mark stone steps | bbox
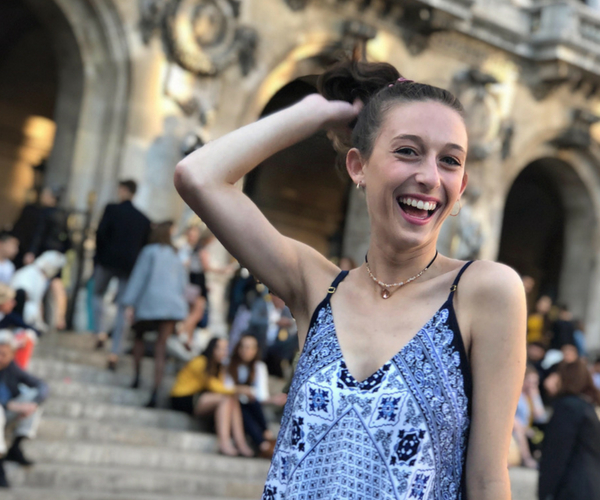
[47,380,151,405]
[4,462,265,497]
[42,398,200,431]
[37,417,216,451]
[3,489,249,500]
[5,333,271,499]
[23,440,270,478]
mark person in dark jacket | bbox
[538,359,600,500]
[0,330,49,488]
[93,180,151,370]
[15,187,70,330]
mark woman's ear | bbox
[459,171,469,198]
[346,148,366,187]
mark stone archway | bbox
[244,78,351,257]
[0,0,59,226]
[498,158,596,327]
[17,0,130,213]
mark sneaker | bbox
[5,442,34,466]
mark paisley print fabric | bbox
[263,264,473,500]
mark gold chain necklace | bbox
[365,251,439,299]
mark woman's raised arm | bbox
[174,95,361,316]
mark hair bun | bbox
[317,61,400,159]
[317,61,401,105]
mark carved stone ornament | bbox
[141,0,258,76]
[140,0,170,44]
[452,69,501,161]
[163,0,258,76]
[549,109,600,150]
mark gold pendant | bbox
[381,289,391,299]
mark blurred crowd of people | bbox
[4,178,600,497]
[0,178,310,487]
[515,275,600,500]
[0,186,66,487]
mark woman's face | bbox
[187,226,201,246]
[239,336,258,363]
[213,339,229,363]
[349,101,468,250]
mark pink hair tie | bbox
[388,77,414,87]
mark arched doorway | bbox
[2,0,130,219]
[0,0,59,227]
[498,158,596,320]
[244,78,351,257]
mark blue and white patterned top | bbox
[262,262,474,500]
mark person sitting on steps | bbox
[170,337,255,457]
[0,330,49,488]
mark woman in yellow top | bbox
[170,337,254,456]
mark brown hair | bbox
[228,335,260,386]
[317,61,465,168]
[559,360,600,406]
[202,337,226,378]
[148,221,174,248]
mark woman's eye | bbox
[441,156,461,166]
[395,148,417,156]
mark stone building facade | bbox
[3,0,600,347]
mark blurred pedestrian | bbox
[513,364,547,469]
[593,356,600,390]
[0,284,40,369]
[10,251,66,333]
[538,359,600,500]
[121,221,187,408]
[227,334,275,457]
[573,320,587,358]
[93,180,151,369]
[15,187,70,330]
[21,186,69,264]
[0,232,18,285]
[177,224,208,346]
[550,304,576,351]
[170,337,254,456]
[10,192,43,270]
[527,295,552,345]
[0,330,49,488]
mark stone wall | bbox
[6,0,600,347]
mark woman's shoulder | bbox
[186,355,207,370]
[458,260,524,306]
[254,360,268,371]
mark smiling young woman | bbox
[174,61,526,500]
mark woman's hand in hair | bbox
[301,94,363,131]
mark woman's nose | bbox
[414,155,441,190]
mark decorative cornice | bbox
[281,0,600,99]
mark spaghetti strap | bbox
[326,270,349,300]
[448,261,475,299]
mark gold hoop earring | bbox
[450,199,462,217]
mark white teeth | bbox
[398,197,437,212]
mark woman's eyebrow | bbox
[391,134,424,147]
[446,143,466,154]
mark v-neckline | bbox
[328,299,451,386]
